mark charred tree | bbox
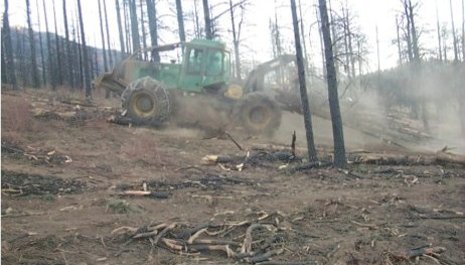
[2,0,17,88]
[123,0,132,53]
[63,0,74,87]
[35,0,46,85]
[98,0,109,71]
[175,0,186,44]
[290,0,318,162]
[450,0,459,62]
[202,0,213,39]
[115,0,126,55]
[396,16,403,64]
[129,0,141,53]
[42,0,55,88]
[102,0,113,66]
[139,0,148,60]
[52,0,63,86]
[407,0,420,62]
[319,0,346,168]
[145,0,160,62]
[77,0,92,98]
[436,3,443,61]
[26,0,40,88]
[229,0,244,80]
[193,0,201,38]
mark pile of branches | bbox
[1,141,72,166]
[111,212,307,264]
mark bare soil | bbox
[1,89,464,265]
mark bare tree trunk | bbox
[98,0,109,71]
[316,6,326,78]
[403,0,413,62]
[102,0,113,66]
[115,0,126,55]
[52,0,63,86]
[35,0,46,86]
[408,0,420,62]
[2,0,17,88]
[77,0,92,98]
[193,0,201,38]
[43,0,55,88]
[298,0,308,73]
[396,16,403,64]
[376,25,380,71]
[175,0,186,44]
[450,0,459,62]
[145,0,160,62]
[436,2,443,61]
[62,0,74,87]
[462,0,465,60]
[139,0,148,60]
[123,0,132,53]
[26,0,40,88]
[129,0,141,53]
[229,0,242,80]
[290,0,318,162]
[202,0,213,39]
[319,0,346,168]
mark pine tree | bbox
[26,0,40,88]
[76,0,92,98]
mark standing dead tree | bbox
[129,0,140,53]
[175,0,186,44]
[102,0,113,66]
[26,0,40,88]
[229,0,247,80]
[62,0,74,87]
[77,0,92,98]
[449,0,459,62]
[139,0,148,60]
[202,0,213,39]
[52,0,63,86]
[115,0,126,56]
[145,0,160,62]
[42,0,55,88]
[319,0,346,168]
[1,0,17,88]
[98,0,109,71]
[290,0,318,162]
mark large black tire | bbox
[121,77,173,126]
[234,92,282,135]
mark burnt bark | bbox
[175,0,186,44]
[42,0,55,88]
[52,0,63,86]
[26,0,40,88]
[129,0,141,53]
[98,0,109,71]
[1,0,17,88]
[63,0,74,87]
[115,0,126,55]
[290,0,318,162]
[76,0,92,98]
[319,0,346,168]
[202,0,213,39]
[139,0,148,60]
[450,0,459,62]
[229,0,242,80]
[145,0,160,62]
[102,0,113,66]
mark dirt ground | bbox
[1,89,464,265]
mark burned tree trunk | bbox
[435,3,443,62]
[175,0,186,44]
[52,0,63,86]
[129,0,141,53]
[290,0,318,162]
[42,0,55,88]
[62,0,74,87]
[115,0,126,55]
[76,0,92,98]
[229,0,242,80]
[1,0,17,88]
[98,0,109,71]
[319,0,346,168]
[145,0,160,62]
[202,0,213,39]
[102,0,113,66]
[408,0,420,62]
[123,0,132,53]
[450,0,459,62]
[26,0,40,88]
[139,0,148,60]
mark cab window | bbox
[206,51,224,76]
[187,48,204,74]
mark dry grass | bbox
[1,95,33,144]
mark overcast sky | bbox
[2,0,464,72]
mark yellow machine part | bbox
[224,84,244,99]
